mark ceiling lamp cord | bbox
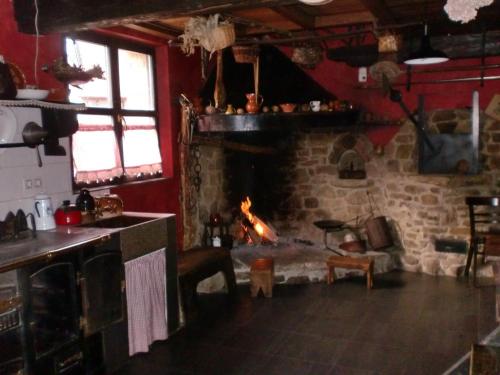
[33,0,40,86]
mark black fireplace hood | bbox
[197,45,360,133]
[199,45,336,109]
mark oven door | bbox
[0,301,25,375]
[27,262,80,359]
[80,252,123,336]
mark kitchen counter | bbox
[0,211,175,273]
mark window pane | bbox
[122,116,162,176]
[73,114,123,184]
[66,39,112,108]
[118,50,155,110]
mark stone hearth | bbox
[197,239,399,292]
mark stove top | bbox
[0,210,35,243]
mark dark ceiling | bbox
[12,0,500,50]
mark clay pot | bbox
[280,103,296,113]
[245,93,263,114]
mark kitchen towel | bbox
[125,248,167,355]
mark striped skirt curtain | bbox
[124,248,167,355]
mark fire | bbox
[240,196,278,244]
[254,222,264,236]
[240,196,254,223]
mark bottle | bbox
[0,56,17,100]
[76,189,95,212]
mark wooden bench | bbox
[178,247,237,321]
[250,258,274,298]
[326,255,374,289]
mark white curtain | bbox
[124,248,167,355]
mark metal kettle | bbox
[34,194,56,230]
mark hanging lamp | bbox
[404,24,449,65]
[298,0,333,5]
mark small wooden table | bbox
[326,255,374,289]
[250,258,274,298]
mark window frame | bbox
[65,32,161,190]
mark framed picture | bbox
[486,94,500,122]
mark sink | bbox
[79,215,156,229]
[80,214,171,262]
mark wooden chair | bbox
[464,196,500,285]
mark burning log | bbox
[240,197,279,244]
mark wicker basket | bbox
[210,23,236,51]
[232,45,260,63]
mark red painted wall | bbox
[293,50,500,146]
[0,1,64,96]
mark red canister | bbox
[54,200,82,226]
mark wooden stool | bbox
[250,258,274,298]
[326,255,374,289]
[178,247,237,322]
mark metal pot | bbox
[54,200,82,226]
[22,122,48,145]
[22,122,48,167]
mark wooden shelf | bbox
[0,99,85,111]
[197,110,361,133]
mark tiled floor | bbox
[115,271,497,375]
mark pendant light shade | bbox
[298,0,333,5]
[404,25,449,65]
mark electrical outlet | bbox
[23,179,33,191]
[34,178,42,188]
[358,67,368,82]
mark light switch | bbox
[34,178,42,188]
[358,67,368,82]
[23,179,33,191]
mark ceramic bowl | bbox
[16,89,49,100]
[280,103,296,113]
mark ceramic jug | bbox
[34,194,56,230]
[245,93,263,114]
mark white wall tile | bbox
[0,107,74,219]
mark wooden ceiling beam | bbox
[13,0,296,34]
[138,22,182,37]
[358,0,396,25]
[314,11,375,28]
[271,6,316,30]
[123,23,179,40]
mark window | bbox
[65,34,162,188]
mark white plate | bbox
[0,106,17,154]
[16,89,49,100]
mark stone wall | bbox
[182,145,228,249]
[188,109,500,277]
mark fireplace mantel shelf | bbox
[197,110,363,133]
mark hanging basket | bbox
[291,45,323,69]
[209,23,236,52]
[232,45,260,63]
[369,61,402,84]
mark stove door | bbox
[27,262,80,359]
[81,252,123,336]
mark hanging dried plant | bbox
[180,14,235,56]
[42,58,104,87]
